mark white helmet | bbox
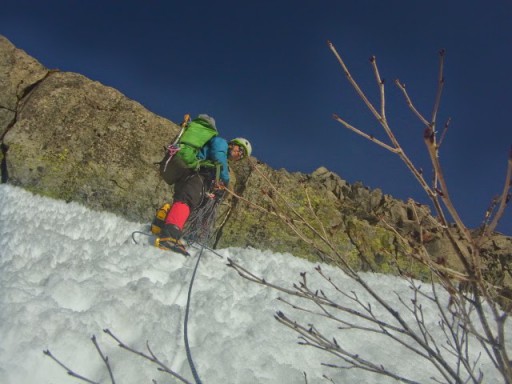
[230,137,252,158]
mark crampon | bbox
[155,236,190,256]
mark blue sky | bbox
[2,1,511,234]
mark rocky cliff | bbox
[1,35,510,286]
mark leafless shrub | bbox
[227,42,512,383]
[44,329,192,384]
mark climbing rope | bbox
[183,193,222,246]
[184,244,205,384]
[182,193,222,384]
[130,192,222,384]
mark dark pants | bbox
[174,173,207,210]
[160,155,210,211]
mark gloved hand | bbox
[213,188,225,200]
[212,181,226,200]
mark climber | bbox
[152,114,252,254]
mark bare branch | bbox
[430,49,446,131]
[103,329,193,384]
[332,113,399,153]
[483,149,512,236]
[43,349,99,384]
[91,335,116,384]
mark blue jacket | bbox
[197,136,230,185]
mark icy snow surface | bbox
[0,184,506,383]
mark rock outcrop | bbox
[1,35,178,222]
[1,35,510,290]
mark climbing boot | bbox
[151,203,171,235]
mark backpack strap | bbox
[197,160,222,183]
[213,162,221,183]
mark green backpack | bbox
[159,115,218,185]
[176,117,218,169]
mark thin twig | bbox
[43,349,99,384]
[91,335,116,384]
[103,329,192,384]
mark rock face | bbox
[0,35,178,221]
[1,35,511,288]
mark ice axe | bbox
[172,113,191,145]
